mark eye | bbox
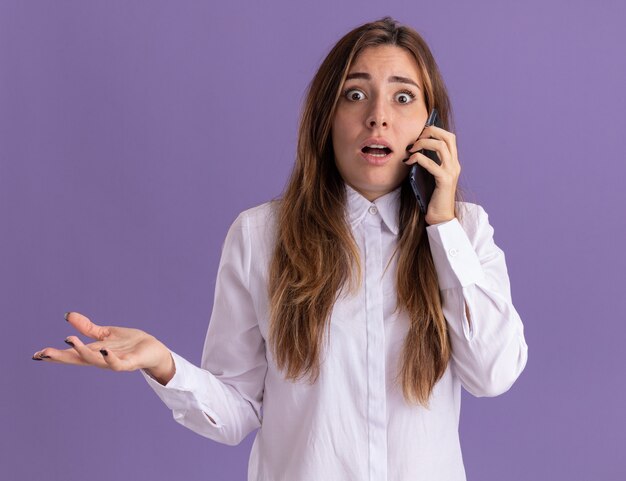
[395,89,416,104]
[343,88,365,102]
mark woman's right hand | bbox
[32,311,175,385]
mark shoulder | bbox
[224,200,280,261]
[234,200,280,236]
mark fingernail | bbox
[64,312,71,322]
[32,356,43,361]
[64,339,75,347]
[100,349,108,357]
[406,144,413,151]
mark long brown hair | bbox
[268,16,463,407]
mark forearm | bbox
[443,283,528,396]
[426,203,528,396]
[141,350,264,445]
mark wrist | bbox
[432,217,455,225]
[147,343,175,385]
[426,214,456,226]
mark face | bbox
[331,45,429,201]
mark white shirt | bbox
[141,184,528,481]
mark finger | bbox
[32,347,90,366]
[420,126,458,160]
[98,348,135,372]
[408,151,445,176]
[417,138,459,175]
[84,341,107,352]
[65,311,111,341]
[404,145,448,170]
[403,148,429,166]
[413,152,445,178]
[420,125,448,139]
[410,138,450,162]
[65,335,108,368]
[413,152,460,189]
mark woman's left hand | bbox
[404,125,461,225]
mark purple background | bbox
[2,0,625,479]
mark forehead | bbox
[348,45,420,78]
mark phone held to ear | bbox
[407,109,443,214]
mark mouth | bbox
[360,145,394,165]
[361,145,393,157]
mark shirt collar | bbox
[345,183,401,235]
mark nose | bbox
[365,97,389,128]
[367,117,387,128]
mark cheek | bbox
[332,115,355,152]
[400,116,427,140]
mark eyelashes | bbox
[342,88,365,101]
[341,87,417,104]
[395,89,417,103]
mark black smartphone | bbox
[407,109,443,214]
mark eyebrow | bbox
[345,72,421,90]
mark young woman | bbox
[33,17,528,481]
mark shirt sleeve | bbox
[425,203,528,397]
[140,211,267,446]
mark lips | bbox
[359,137,394,152]
[357,137,395,165]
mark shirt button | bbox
[368,205,378,215]
[448,248,459,257]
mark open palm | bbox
[33,312,174,382]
